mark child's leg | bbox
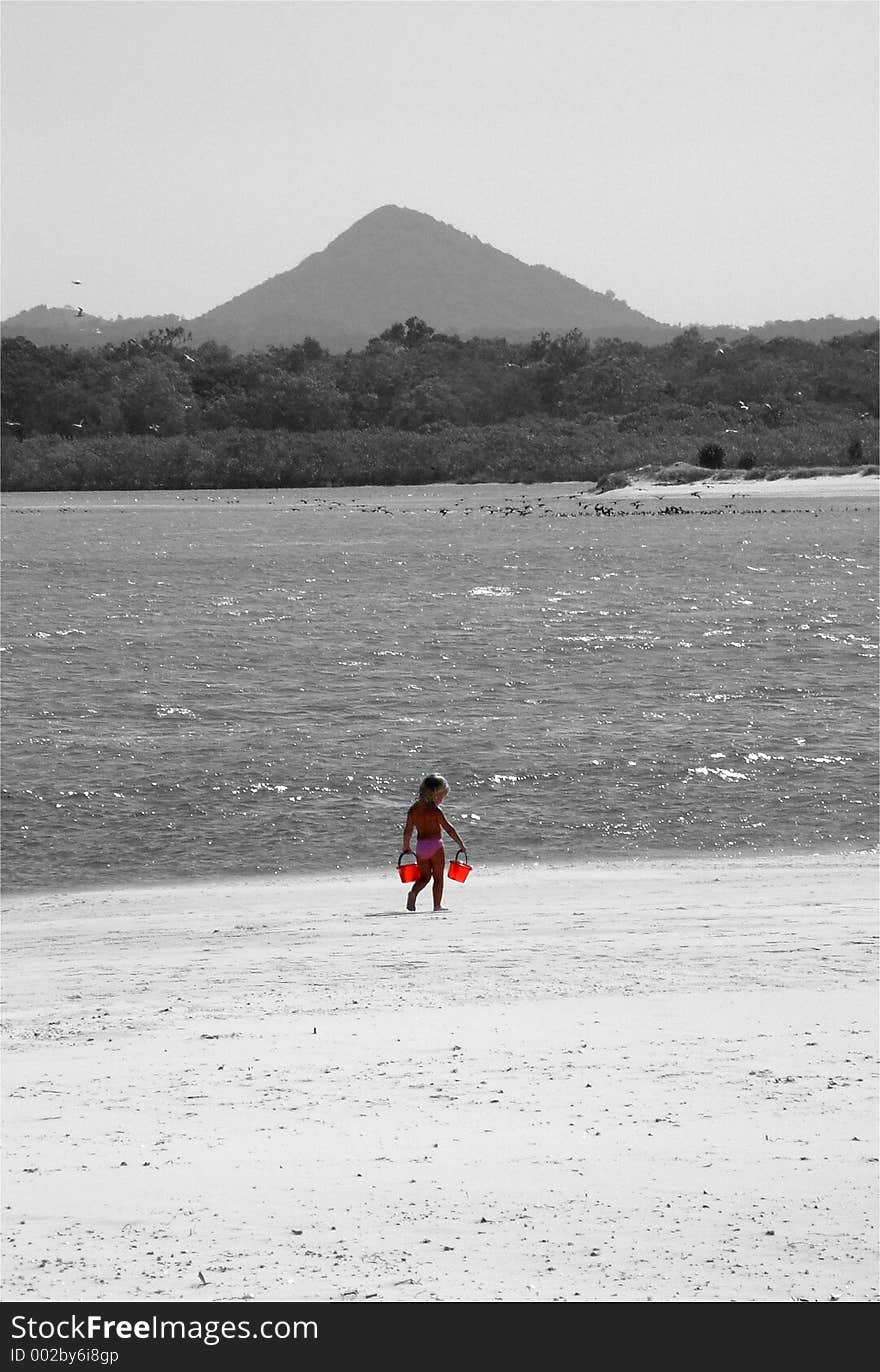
[406,859,432,911]
[430,849,445,910]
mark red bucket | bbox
[448,849,472,883]
[397,852,420,884]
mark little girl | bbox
[402,774,465,913]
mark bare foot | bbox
[433,906,449,913]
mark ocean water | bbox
[1,482,877,893]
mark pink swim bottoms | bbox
[416,837,444,859]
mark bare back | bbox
[407,799,443,838]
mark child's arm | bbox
[438,809,465,849]
[403,805,417,852]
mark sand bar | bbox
[2,852,877,1303]
[597,472,880,501]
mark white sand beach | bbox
[2,852,877,1303]
[599,472,880,502]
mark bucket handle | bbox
[453,848,468,863]
[398,851,419,867]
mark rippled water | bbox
[1,483,877,892]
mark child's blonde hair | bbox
[419,774,448,800]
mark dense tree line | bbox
[1,320,876,489]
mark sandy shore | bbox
[2,853,877,1303]
[596,472,879,501]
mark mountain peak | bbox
[330,203,470,246]
[185,205,669,352]
[348,203,444,226]
[353,203,416,221]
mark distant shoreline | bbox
[2,469,877,503]
[597,470,880,500]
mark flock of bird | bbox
[167,492,722,517]
[241,490,743,521]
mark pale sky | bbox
[2,0,878,328]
